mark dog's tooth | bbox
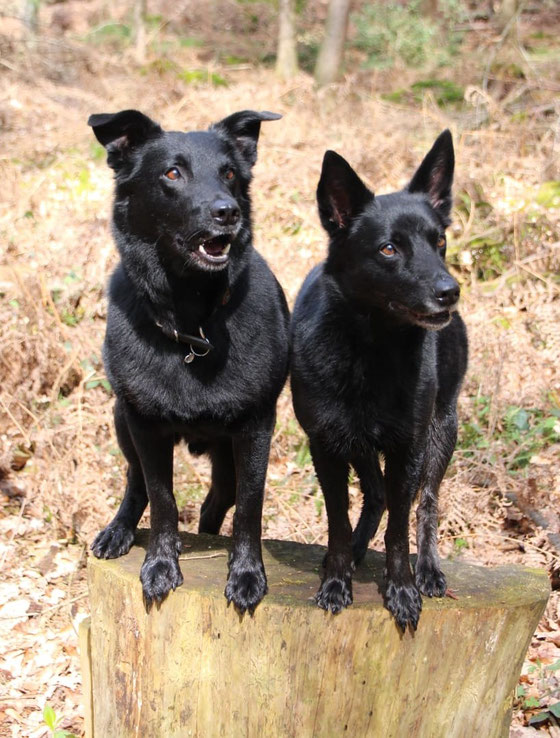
[199,244,208,255]
[223,244,231,255]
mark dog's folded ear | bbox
[407,130,454,220]
[317,151,374,236]
[212,110,282,167]
[88,110,163,170]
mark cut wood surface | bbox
[83,530,549,738]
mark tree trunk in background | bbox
[314,0,350,87]
[22,0,39,35]
[421,0,438,18]
[133,0,147,65]
[276,0,298,80]
[495,0,520,33]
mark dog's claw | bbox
[315,575,353,614]
[225,561,268,614]
[415,562,447,598]
[384,580,423,631]
[140,533,183,607]
[140,554,183,607]
[91,522,135,559]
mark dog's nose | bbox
[211,199,240,226]
[434,276,460,307]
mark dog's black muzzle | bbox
[390,273,460,330]
[433,274,460,308]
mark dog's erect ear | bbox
[317,151,373,236]
[87,110,163,170]
[212,110,282,167]
[407,129,454,218]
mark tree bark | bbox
[81,529,549,738]
[421,0,438,18]
[276,0,298,80]
[133,0,147,65]
[495,0,520,34]
[22,0,39,35]
[314,0,350,87]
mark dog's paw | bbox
[225,560,268,614]
[415,562,447,598]
[384,580,423,631]
[91,522,135,559]
[140,542,183,606]
[140,555,183,606]
[316,575,353,614]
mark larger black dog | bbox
[88,109,289,613]
[291,131,468,630]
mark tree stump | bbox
[80,530,549,738]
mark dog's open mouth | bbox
[413,310,451,329]
[390,302,453,330]
[194,235,232,266]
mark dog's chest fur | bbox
[104,257,288,433]
[291,270,440,456]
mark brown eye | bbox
[165,167,181,180]
[437,236,446,250]
[225,169,235,181]
[380,243,396,257]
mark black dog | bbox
[290,131,468,630]
[88,109,289,613]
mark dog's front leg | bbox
[225,427,272,614]
[415,411,457,597]
[310,440,353,614]
[91,399,148,559]
[125,411,183,607]
[383,449,423,631]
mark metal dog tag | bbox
[184,327,211,364]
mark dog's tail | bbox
[352,498,385,565]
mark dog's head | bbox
[318,130,460,330]
[88,109,281,275]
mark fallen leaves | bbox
[0,533,88,738]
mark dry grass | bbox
[1,5,559,736]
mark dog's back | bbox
[291,132,467,630]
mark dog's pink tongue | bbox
[204,239,225,255]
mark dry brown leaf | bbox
[0,599,30,634]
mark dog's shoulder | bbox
[291,262,358,413]
[245,248,290,323]
[105,264,143,340]
[293,262,325,319]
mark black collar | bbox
[156,288,231,364]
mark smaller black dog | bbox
[290,131,468,630]
[88,108,289,613]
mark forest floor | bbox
[1,2,560,736]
